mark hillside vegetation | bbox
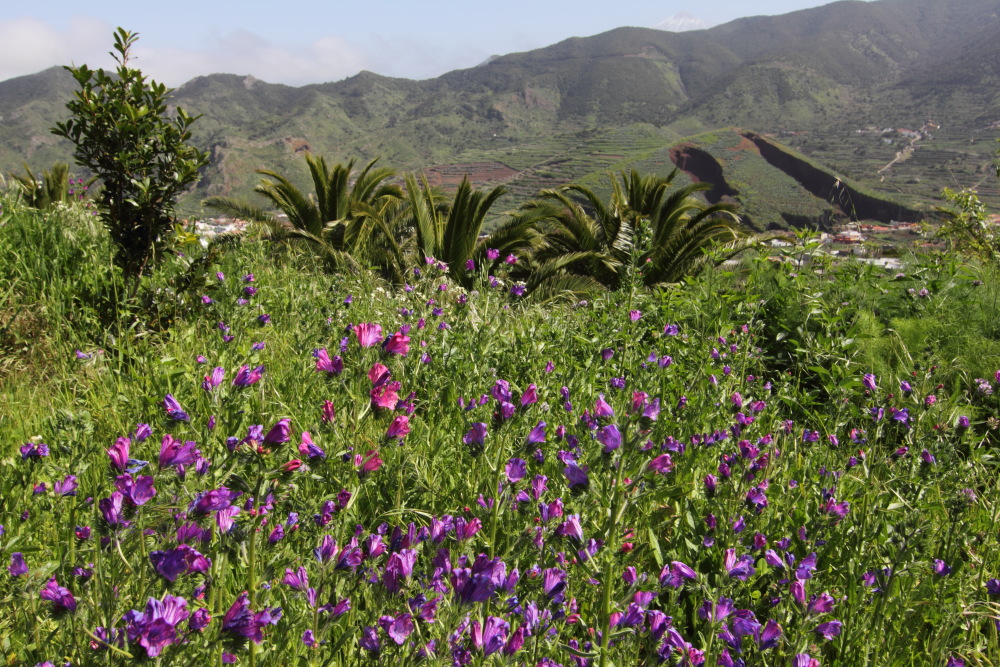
[2,0,999,221]
[3,184,1000,664]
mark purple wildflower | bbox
[221,592,281,643]
[161,394,189,421]
[122,594,190,657]
[40,577,76,613]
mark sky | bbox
[0,0,860,86]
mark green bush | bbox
[52,28,208,288]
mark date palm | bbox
[204,155,403,272]
[404,174,541,286]
[528,169,752,289]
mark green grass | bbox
[2,196,1000,665]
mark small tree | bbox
[52,28,208,286]
[936,188,998,262]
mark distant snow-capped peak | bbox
[652,12,713,32]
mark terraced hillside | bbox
[2,0,999,221]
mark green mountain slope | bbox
[1,0,998,223]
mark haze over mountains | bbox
[1,0,998,228]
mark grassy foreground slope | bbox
[2,194,1000,665]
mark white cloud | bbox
[134,29,372,86]
[0,15,514,86]
[0,16,115,81]
[364,33,492,80]
[0,18,374,86]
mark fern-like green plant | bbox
[204,155,404,274]
[8,163,75,210]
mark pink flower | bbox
[386,415,411,440]
[314,349,343,375]
[355,323,383,348]
[384,332,410,356]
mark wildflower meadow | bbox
[3,182,1000,667]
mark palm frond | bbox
[202,196,275,225]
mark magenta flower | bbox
[216,506,240,534]
[282,566,310,591]
[542,568,567,599]
[660,561,697,588]
[359,626,381,654]
[386,415,411,440]
[115,474,157,506]
[99,492,126,526]
[355,450,383,475]
[191,487,239,515]
[159,435,200,469]
[455,516,482,541]
[597,424,622,453]
[314,348,343,375]
[40,577,76,613]
[505,458,527,483]
[564,462,589,489]
[54,475,78,497]
[819,496,850,523]
[555,514,584,542]
[190,608,211,632]
[383,549,419,593]
[471,615,509,655]
[108,437,131,471]
[122,594,190,657]
[379,613,415,645]
[642,398,661,422]
[150,546,211,582]
[862,373,877,392]
[9,552,27,577]
[371,381,401,410]
[648,453,674,474]
[757,619,782,649]
[746,487,768,513]
[161,394,189,421]
[520,384,538,407]
[355,322,383,348]
[724,548,756,580]
[298,431,325,459]
[526,420,547,444]
[202,366,225,392]
[463,422,488,448]
[221,592,281,643]
[813,619,843,640]
[698,597,734,622]
[263,418,291,445]
[232,364,264,387]
[384,332,410,356]
[593,394,614,418]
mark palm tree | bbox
[9,163,78,210]
[403,174,540,286]
[526,169,754,290]
[638,180,754,286]
[203,155,403,272]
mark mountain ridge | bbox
[2,0,998,225]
